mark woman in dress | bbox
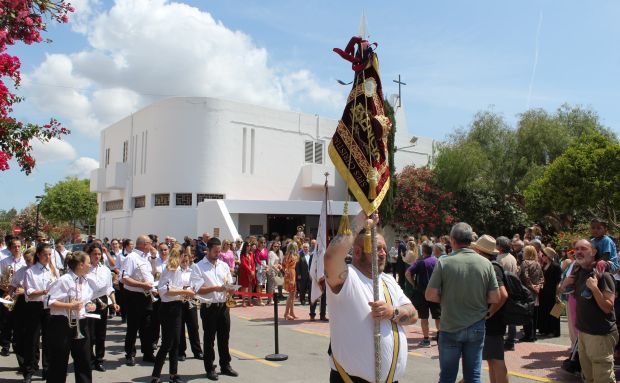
[519,245,545,342]
[47,251,96,383]
[150,247,195,383]
[254,237,268,306]
[218,240,235,270]
[282,242,299,320]
[537,247,562,337]
[237,243,256,307]
[85,243,119,372]
[266,241,283,305]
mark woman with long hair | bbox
[149,247,195,383]
[85,243,120,372]
[282,242,299,320]
[254,237,268,306]
[519,245,545,342]
[538,247,562,337]
[219,240,235,270]
[47,251,96,383]
[237,242,256,307]
[22,244,57,382]
[178,250,203,361]
[266,241,283,305]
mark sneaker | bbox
[418,339,431,348]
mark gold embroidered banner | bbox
[329,37,391,216]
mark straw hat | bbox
[471,234,499,256]
[542,247,558,262]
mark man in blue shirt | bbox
[590,219,619,273]
[195,232,210,263]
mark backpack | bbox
[492,261,535,326]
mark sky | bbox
[2,0,620,211]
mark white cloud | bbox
[24,0,343,137]
[31,138,78,164]
[67,157,99,178]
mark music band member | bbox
[85,243,119,372]
[178,250,203,361]
[0,238,27,357]
[191,237,239,381]
[47,251,96,383]
[121,235,156,366]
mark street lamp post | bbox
[35,195,44,243]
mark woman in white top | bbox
[178,250,203,361]
[266,241,283,305]
[150,243,169,351]
[150,247,195,383]
[22,243,59,382]
[47,251,96,383]
[85,243,120,372]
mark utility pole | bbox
[35,195,44,243]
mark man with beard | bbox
[324,212,417,382]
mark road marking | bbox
[407,351,424,357]
[229,348,281,368]
[292,327,329,338]
[485,368,558,383]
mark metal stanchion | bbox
[265,293,288,361]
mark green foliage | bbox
[13,204,50,239]
[0,208,17,235]
[524,132,620,227]
[379,99,397,225]
[39,177,97,226]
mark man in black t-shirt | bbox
[471,235,509,383]
[565,239,617,383]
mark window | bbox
[122,140,129,163]
[154,193,170,207]
[105,148,110,168]
[175,193,192,206]
[105,199,123,211]
[133,196,145,209]
[197,193,225,204]
[304,141,324,164]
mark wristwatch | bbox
[391,307,399,321]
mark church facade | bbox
[90,96,436,240]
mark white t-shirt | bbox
[191,258,232,303]
[327,265,411,382]
[121,249,155,293]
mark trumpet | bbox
[95,297,108,310]
[1,266,15,311]
[3,291,16,312]
[223,275,237,308]
[136,264,159,302]
[68,284,84,340]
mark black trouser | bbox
[310,291,327,318]
[200,303,231,372]
[88,296,108,364]
[118,283,127,320]
[523,306,539,340]
[179,302,202,357]
[0,298,16,351]
[298,278,310,304]
[23,301,49,377]
[152,301,182,378]
[151,300,161,347]
[124,290,154,358]
[47,315,91,383]
[12,296,27,370]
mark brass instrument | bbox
[68,283,84,340]
[112,271,119,286]
[136,264,159,302]
[4,291,16,312]
[96,297,108,310]
[224,274,237,308]
[1,266,15,311]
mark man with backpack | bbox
[405,241,440,347]
[471,235,509,383]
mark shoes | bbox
[206,370,219,381]
[150,378,161,383]
[178,355,186,361]
[0,347,9,356]
[418,339,431,348]
[126,357,135,366]
[518,337,536,343]
[170,375,184,383]
[320,316,329,322]
[23,375,32,383]
[220,366,239,377]
[143,354,156,363]
[309,316,316,322]
[503,343,515,351]
[193,353,204,360]
[94,363,106,372]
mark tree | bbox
[525,132,620,228]
[392,166,457,236]
[0,207,16,235]
[39,177,97,228]
[379,99,397,225]
[0,0,74,174]
[12,203,50,238]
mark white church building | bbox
[90,96,436,241]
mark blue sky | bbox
[2,0,619,212]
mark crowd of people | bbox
[0,216,617,383]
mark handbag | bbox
[273,271,284,286]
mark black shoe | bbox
[94,363,106,372]
[193,353,204,360]
[23,376,32,383]
[178,355,186,361]
[0,347,9,356]
[320,316,329,322]
[206,370,219,381]
[143,354,156,363]
[125,357,135,366]
[170,375,185,383]
[150,378,161,383]
[220,366,238,377]
[518,337,535,343]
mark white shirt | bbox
[191,258,232,303]
[157,268,186,302]
[0,256,27,284]
[48,271,94,319]
[180,266,193,287]
[327,265,411,382]
[25,262,58,302]
[52,248,68,271]
[86,264,114,299]
[0,248,11,262]
[121,249,155,293]
[114,250,126,270]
